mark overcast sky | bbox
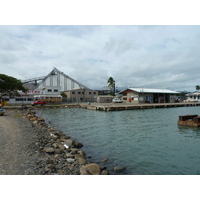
[1,25,200,92]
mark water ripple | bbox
[36,107,200,175]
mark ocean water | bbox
[36,106,200,175]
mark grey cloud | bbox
[0,53,17,64]
[0,35,26,51]
[103,37,116,52]
[115,39,132,56]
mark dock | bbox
[4,102,200,112]
[80,102,200,111]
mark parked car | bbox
[113,98,123,103]
[32,101,48,106]
[0,108,5,115]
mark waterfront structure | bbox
[118,87,179,103]
[97,96,113,103]
[3,86,62,105]
[178,114,200,127]
[64,88,98,102]
[185,91,200,102]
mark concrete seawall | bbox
[4,102,200,111]
[81,102,200,111]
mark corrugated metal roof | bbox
[120,87,179,94]
[186,91,200,96]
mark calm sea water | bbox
[36,106,200,175]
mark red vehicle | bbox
[32,101,48,106]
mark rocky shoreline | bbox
[23,108,110,175]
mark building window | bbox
[89,92,91,94]
[82,92,84,94]
[78,92,81,94]
[54,89,58,92]
[15,98,26,101]
[72,92,75,94]
[48,89,52,92]
[94,92,96,94]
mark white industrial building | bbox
[23,67,89,92]
[4,67,92,105]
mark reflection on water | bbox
[36,106,200,175]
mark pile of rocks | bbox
[23,109,109,175]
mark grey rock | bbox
[43,147,55,153]
[66,158,75,163]
[64,139,75,148]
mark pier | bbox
[4,102,200,112]
[80,102,200,111]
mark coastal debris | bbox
[64,144,69,149]
[178,114,200,127]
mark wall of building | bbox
[36,68,88,92]
[122,92,177,103]
[97,96,113,103]
[64,88,97,102]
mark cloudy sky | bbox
[1,25,200,92]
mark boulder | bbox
[74,142,83,148]
[78,158,87,165]
[77,150,86,156]
[70,148,79,154]
[75,154,85,159]
[43,147,55,153]
[80,163,101,175]
[80,167,90,175]
[101,170,109,175]
[64,139,75,148]
[38,118,45,121]
[113,167,126,173]
[50,133,58,140]
[55,149,62,154]
[58,144,65,150]
[66,153,75,158]
[32,120,38,125]
[30,117,38,121]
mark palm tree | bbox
[107,77,115,94]
[196,85,200,91]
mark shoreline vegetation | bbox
[0,107,111,175]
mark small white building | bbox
[185,91,200,102]
[4,86,62,105]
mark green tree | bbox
[0,74,27,102]
[107,77,115,95]
[60,92,67,98]
[196,85,200,91]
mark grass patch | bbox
[14,114,22,117]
